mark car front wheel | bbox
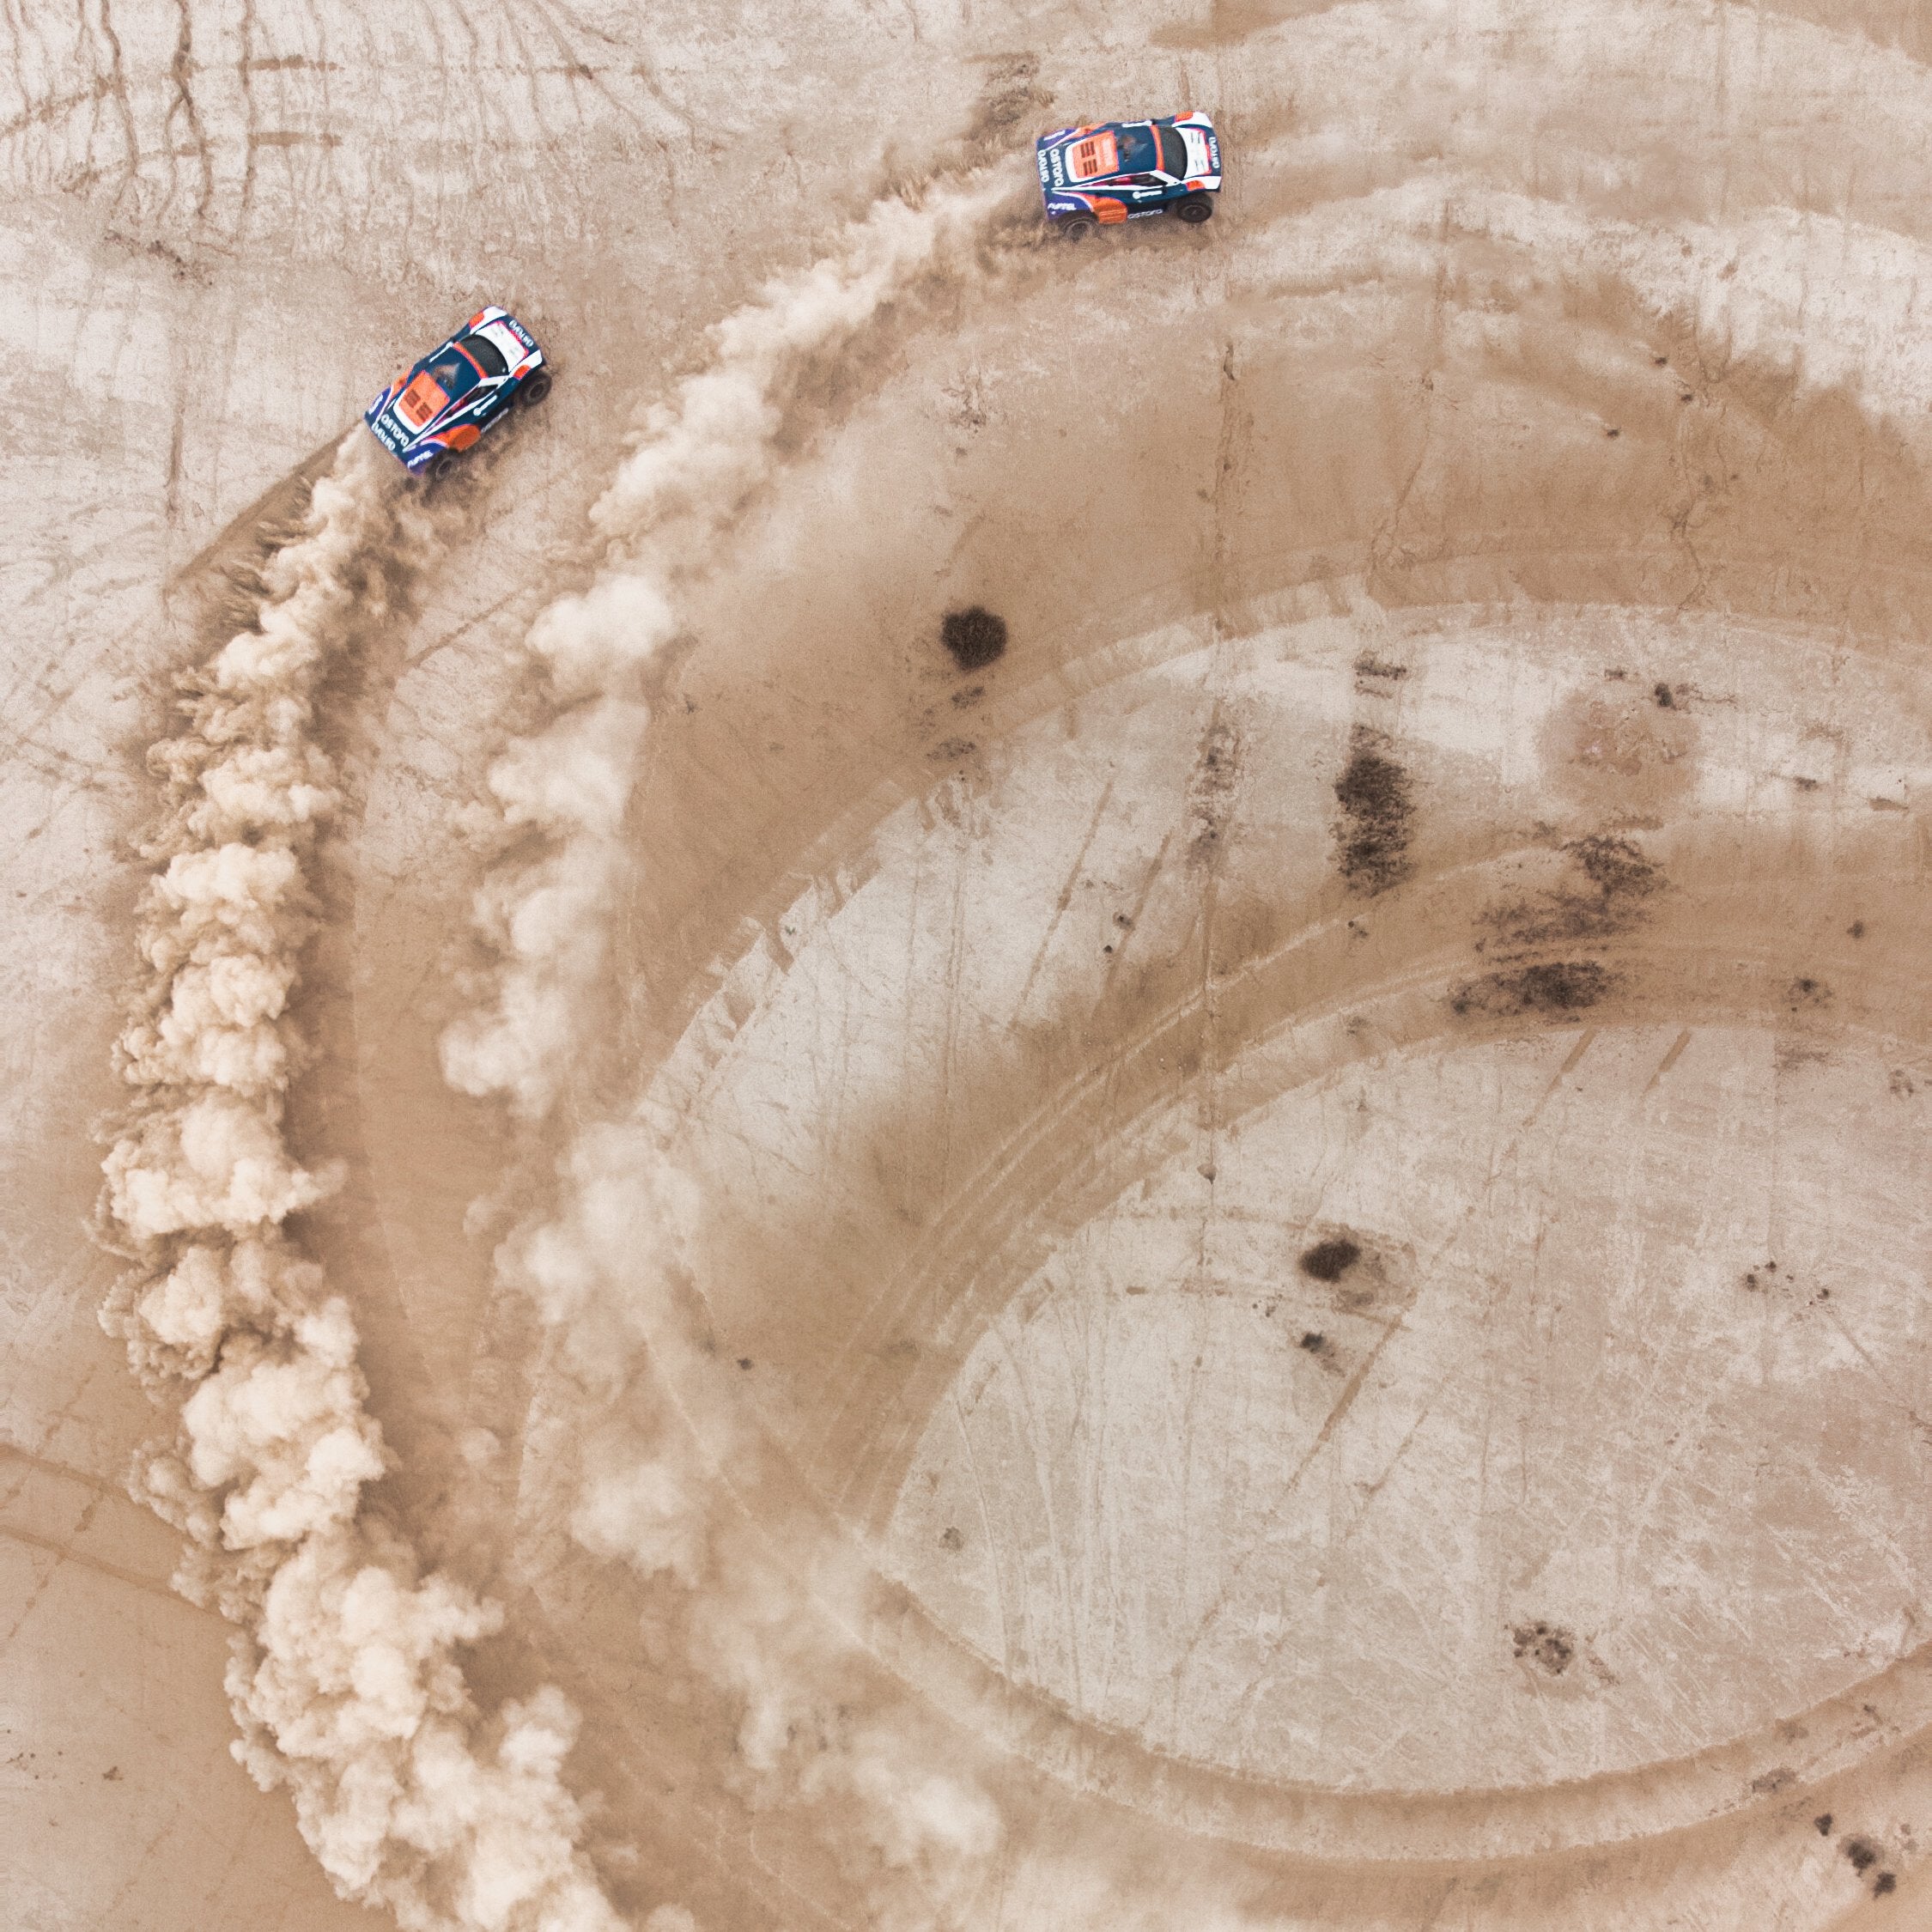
[428,452,460,483]
[1058,214,1097,241]
[518,371,552,408]
[1174,195,1214,225]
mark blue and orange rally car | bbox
[1036,113,1222,237]
[364,307,550,478]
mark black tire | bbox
[517,370,552,409]
[1059,214,1098,242]
[427,452,460,484]
[1174,194,1215,225]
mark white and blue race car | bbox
[364,307,550,479]
[1036,113,1222,237]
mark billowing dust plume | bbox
[442,175,1009,1120]
[447,178,1019,1929]
[517,1129,1008,1929]
[100,432,625,1932]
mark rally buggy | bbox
[364,307,550,479]
[1036,114,1223,237]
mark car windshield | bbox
[462,331,508,379]
[1158,124,1189,176]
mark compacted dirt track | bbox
[13,4,1932,1929]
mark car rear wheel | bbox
[1174,195,1215,225]
[1059,214,1097,241]
[428,452,460,484]
[517,371,552,409]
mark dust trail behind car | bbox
[98,430,628,1932]
[440,171,1011,1121]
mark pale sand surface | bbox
[9,3,1932,1928]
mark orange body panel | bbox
[1068,132,1120,181]
[396,370,450,430]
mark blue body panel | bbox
[1036,113,1223,228]
[363,307,547,474]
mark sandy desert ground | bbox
[11,2,1932,1929]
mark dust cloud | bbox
[99,434,627,1932]
[442,176,1010,1121]
[447,174,1030,1930]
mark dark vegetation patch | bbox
[1188,717,1241,860]
[1352,653,1409,681]
[1450,961,1612,1018]
[1511,1621,1576,1676]
[1571,834,1661,899]
[1844,1837,1881,1875]
[1749,1765,1796,1795]
[1815,1814,1834,1836]
[1789,976,1832,1009]
[1874,1872,1897,1896]
[939,1525,964,1551]
[1655,682,1676,708]
[1849,920,1866,939]
[1480,835,1662,950]
[1299,1237,1362,1283]
[1298,1330,1328,1355]
[941,605,1007,670]
[1333,727,1414,894]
